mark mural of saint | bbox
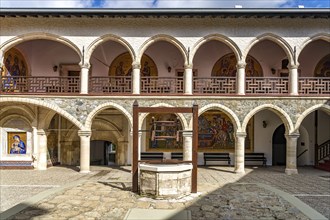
[212,53,263,77]
[2,48,28,91]
[109,52,158,76]
[314,54,330,77]
[198,111,253,152]
[9,135,26,154]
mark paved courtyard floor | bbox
[1,165,329,219]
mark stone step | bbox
[315,163,330,172]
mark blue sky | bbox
[0,0,329,8]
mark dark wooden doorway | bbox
[272,124,286,165]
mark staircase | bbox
[315,140,330,172]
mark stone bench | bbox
[203,153,231,166]
[245,153,267,166]
[171,152,183,160]
[140,152,164,161]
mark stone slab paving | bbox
[0,166,95,212]
[1,165,329,220]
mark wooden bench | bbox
[140,152,164,161]
[171,152,183,160]
[245,153,267,166]
[203,153,231,166]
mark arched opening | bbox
[297,108,330,169]
[140,40,185,94]
[272,124,286,166]
[192,40,238,94]
[89,40,134,94]
[89,107,131,166]
[246,40,289,95]
[244,109,290,166]
[0,102,82,169]
[2,39,81,94]
[298,39,330,77]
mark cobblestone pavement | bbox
[1,166,329,219]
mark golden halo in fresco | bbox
[2,48,28,77]
[212,53,263,77]
[314,54,330,77]
[109,52,158,76]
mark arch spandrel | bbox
[0,97,84,130]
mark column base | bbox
[234,167,245,174]
[289,92,299,96]
[37,167,47,171]
[79,170,90,174]
[285,168,298,175]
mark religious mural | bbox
[212,53,263,77]
[109,52,158,76]
[146,114,183,151]
[8,132,27,154]
[2,48,28,91]
[198,111,253,152]
[314,54,330,77]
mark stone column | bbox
[184,65,193,95]
[78,130,91,173]
[289,64,299,96]
[117,138,128,165]
[182,131,193,161]
[285,133,299,175]
[80,64,90,95]
[234,132,246,173]
[132,63,141,95]
[236,61,246,95]
[138,131,142,160]
[37,130,48,170]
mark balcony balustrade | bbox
[140,76,184,94]
[1,75,329,96]
[299,77,330,95]
[0,76,80,94]
[245,77,289,95]
[89,76,132,94]
[193,77,236,94]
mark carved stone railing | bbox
[299,77,330,95]
[246,77,289,95]
[0,76,80,94]
[140,77,184,94]
[193,77,236,94]
[89,76,132,94]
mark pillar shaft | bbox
[78,130,91,173]
[80,66,89,94]
[236,62,246,95]
[132,64,141,95]
[183,131,193,161]
[285,133,299,175]
[37,130,48,170]
[234,132,246,173]
[289,65,299,96]
[184,66,193,95]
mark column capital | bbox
[285,132,300,139]
[182,131,193,137]
[37,130,46,135]
[132,62,141,69]
[236,61,246,69]
[184,64,193,69]
[289,64,299,69]
[78,130,92,137]
[235,132,246,138]
[80,63,91,69]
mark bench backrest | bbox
[140,152,164,160]
[204,153,230,158]
[171,152,183,159]
[245,153,265,157]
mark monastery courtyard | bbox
[0,166,329,220]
